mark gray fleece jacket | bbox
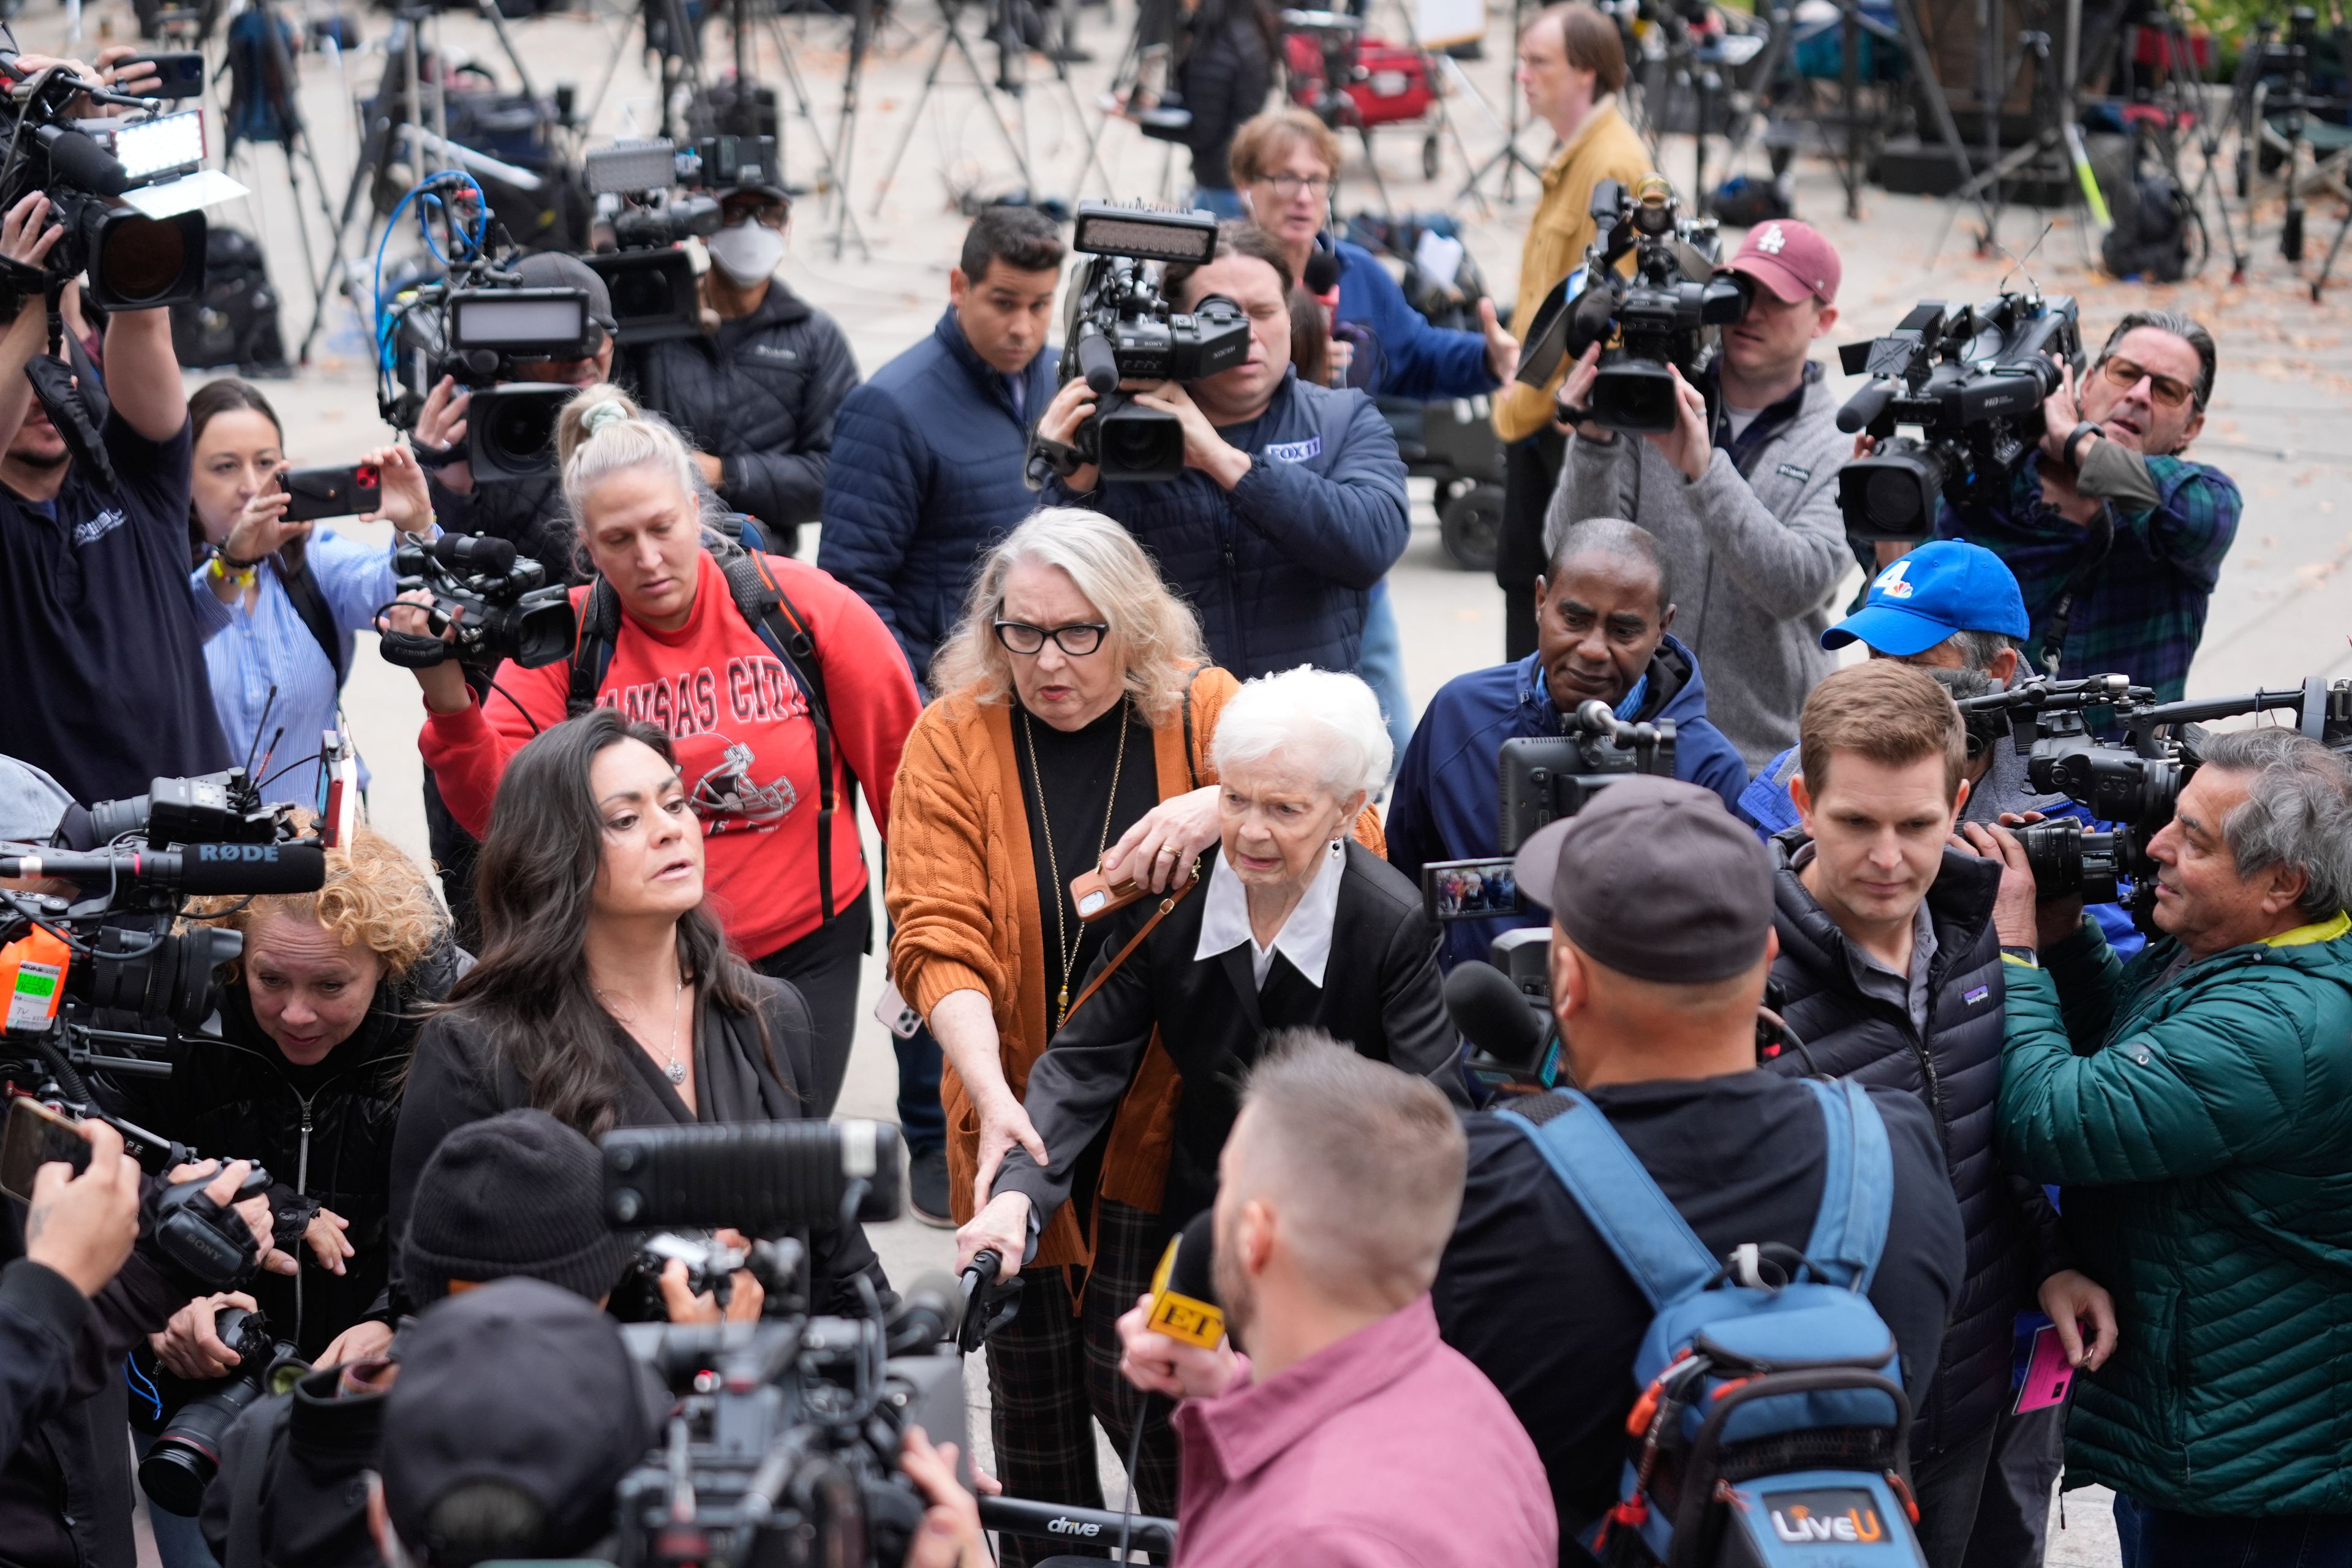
[1545,368,1852,769]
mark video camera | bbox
[584,1118,975,1567]
[579,134,777,345]
[1834,290,2084,543]
[1027,203,1252,486]
[1537,174,1745,435]
[375,533,576,672]
[0,58,228,488]
[379,178,603,481]
[1956,673,2352,925]
[137,1302,300,1517]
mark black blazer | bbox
[995,840,1452,1227]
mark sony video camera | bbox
[1028,203,1252,486]
[1537,174,1746,434]
[1957,674,2352,927]
[1498,699,1679,851]
[590,1118,979,1568]
[1834,291,2083,543]
[579,134,778,344]
[376,533,576,673]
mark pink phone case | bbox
[2014,1324,2077,1414]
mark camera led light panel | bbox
[584,138,681,196]
[107,109,206,184]
[1071,203,1219,263]
[448,288,591,352]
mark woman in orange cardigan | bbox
[889,507,1381,1559]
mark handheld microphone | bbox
[0,842,327,895]
[429,533,518,575]
[1301,249,1341,295]
[1145,1208,1223,1350]
[1446,959,1545,1070]
[886,1271,965,1355]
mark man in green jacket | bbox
[1962,727,2352,1566]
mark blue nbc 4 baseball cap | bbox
[1822,541,2030,657]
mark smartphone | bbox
[126,51,206,100]
[0,1098,89,1203]
[1419,856,1526,924]
[1071,859,1195,924]
[278,462,381,522]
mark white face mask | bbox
[704,217,785,288]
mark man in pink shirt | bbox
[1114,1030,1557,1568]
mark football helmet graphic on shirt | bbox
[688,739,797,825]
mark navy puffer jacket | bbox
[818,309,1059,685]
[1043,371,1410,677]
[644,279,860,554]
[1765,837,2067,1460]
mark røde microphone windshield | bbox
[0,842,327,895]
[1445,959,1547,1075]
[1145,1208,1223,1349]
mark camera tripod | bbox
[869,0,1113,213]
[1931,11,2108,268]
[217,0,341,364]
[1714,0,1977,222]
[301,4,440,363]
[1458,0,1548,205]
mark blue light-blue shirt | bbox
[187,528,410,794]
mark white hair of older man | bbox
[1210,666,1393,802]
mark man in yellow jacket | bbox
[1493,3,1649,659]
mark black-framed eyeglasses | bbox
[993,619,1109,656]
[2096,356,2196,410]
[1255,172,1333,198]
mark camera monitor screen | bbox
[1420,857,1526,924]
[449,288,592,355]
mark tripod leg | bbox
[2310,197,2352,297]
[870,23,963,210]
[946,23,1036,186]
[1049,54,1117,197]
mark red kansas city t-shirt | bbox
[421,549,920,960]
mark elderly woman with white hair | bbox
[891,514,1389,1558]
[951,661,1449,1526]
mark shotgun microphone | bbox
[0,842,327,895]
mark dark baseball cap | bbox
[380,1278,656,1567]
[514,250,616,341]
[1510,775,1775,984]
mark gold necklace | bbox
[1022,702,1129,1027]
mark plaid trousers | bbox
[983,1199,1180,1566]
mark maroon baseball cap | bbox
[1723,220,1841,306]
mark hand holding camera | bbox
[1128,379,1251,489]
[414,375,473,494]
[150,1289,260,1380]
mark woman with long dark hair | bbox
[184,378,432,784]
[387,385,921,1115]
[386,706,889,1313]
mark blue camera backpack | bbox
[1499,1077,1926,1567]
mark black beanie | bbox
[402,1109,632,1306]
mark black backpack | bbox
[2100,175,2195,283]
[171,225,287,372]
[567,528,858,929]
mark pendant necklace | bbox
[595,974,690,1084]
[1023,703,1129,1027]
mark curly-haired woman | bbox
[128,823,461,1377]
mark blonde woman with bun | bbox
[383,385,921,1112]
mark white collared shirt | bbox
[1194,839,1347,990]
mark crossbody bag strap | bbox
[1798,1077,1893,1293]
[1498,1091,1721,1311]
[1063,871,1200,1024]
[275,554,347,687]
